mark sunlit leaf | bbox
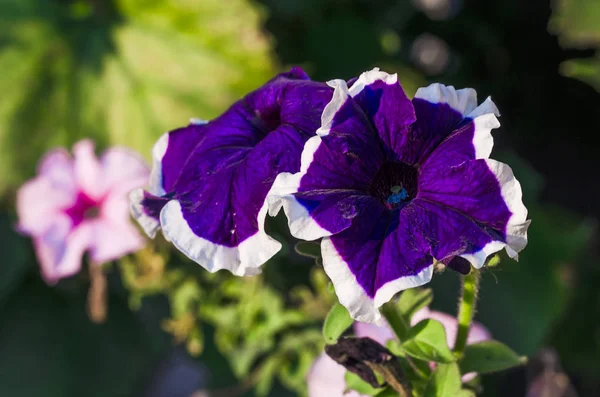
[401,319,456,363]
[323,302,353,344]
[423,363,462,397]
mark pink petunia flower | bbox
[307,308,491,397]
[17,140,149,284]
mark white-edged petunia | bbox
[130,68,333,276]
[269,68,530,323]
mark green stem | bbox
[380,301,410,341]
[380,301,430,379]
[454,268,481,357]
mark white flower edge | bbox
[460,159,530,267]
[269,70,400,241]
[159,199,280,277]
[129,188,161,239]
[322,237,434,324]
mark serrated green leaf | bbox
[397,288,433,320]
[423,363,462,397]
[345,371,385,396]
[401,320,455,363]
[323,303,353,344]
[460,340,525,374]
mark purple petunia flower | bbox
[269,69,530,323]
[130,68,333,276]
[17,140,149,284]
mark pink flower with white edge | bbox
[16,140,149,284]
[307,308,491,397]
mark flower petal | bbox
[88,218,145,263]
[99,147,149,196]
[160,200,271,276]
[131,69,332,275]
[418,158,529,265]
[129,188,162,238]
[409,198,505,268]
[307,353,365,397]
[321,201,434,323]
[73,140,103,200]
[347,68,417,161]
[269,80,383,240]
[414,83,478,117]
[419,111,500,173]
[34,217,92,284]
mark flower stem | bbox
[380,301,410,341]
[454,268,481,357]
[380,301,430,379]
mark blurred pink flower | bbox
[307,308,491,397]
[17,140,149,284]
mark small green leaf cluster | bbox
[323,288,525,396]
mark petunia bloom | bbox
[307,308,491,397]
[17,140,149,284]
[130,68,333,276]
[269,68,530,322]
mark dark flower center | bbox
[368,161,419,210]
[64,192,100,226]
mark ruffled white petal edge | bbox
[347,67,398,98]
[130,118,207,238]
[159,198,280,277]
[268,78,353,240]
[415,83,501,120]
[269,70,400,241]
[128,131,169,238]
[317,68,398,137]
[322,237,434,324]
[148,132,169,196]
[267,136,332,241]
[460,159,530,268]
[470,110,500,160]
[129,188,161,238]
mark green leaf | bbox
[375,385,399,397]
[423,363,462,397]
[460,340,525,374]
[397,288,433,320]
[401,319,456,363]
[294,241,321,259]
[255,357,280,397]
[323,303,353,344]
[455,390,476,397]
[345,371,385,396]
[386,339,406,357]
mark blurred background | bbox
[1,0,600,396]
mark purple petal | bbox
[137,68,333,275]
[269,80,384,240]
[321,201,434,323]
[418,158,529,266]
[348,69,417,162]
